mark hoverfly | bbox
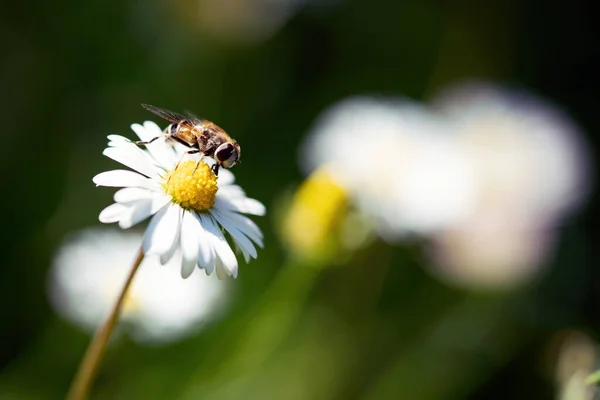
[135,104,240,175]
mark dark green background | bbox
[0,0,597,398]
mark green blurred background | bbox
[0,0,598,398]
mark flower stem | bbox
[66,247,145,400]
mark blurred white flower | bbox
[49,228,227,344]
[428,217,557,287]
[427,82,591,288]
[300,82,590,288]
[94,121,265,279]
[434,82,589,223]
[301,97,476,239]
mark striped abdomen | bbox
[165,119,202,148]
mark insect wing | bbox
[184,109,206,126]
[141,104,188,124]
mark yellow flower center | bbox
[164,160,218,211]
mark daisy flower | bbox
[93,121,265,279]
[300,97,476,239]
[49,228,227,343]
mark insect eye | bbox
[215,143,234,163]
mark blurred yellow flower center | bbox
[282,166,348,264]
[164,160,218,211]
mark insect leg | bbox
[170,136,196,149]
[187,151,206,175]
[135,127,174,146]
[166,152,187,184]
[134,136,163,146]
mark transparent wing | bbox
[141,104,189,124]
[184,109,205,125]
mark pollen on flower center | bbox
[164,160,218,211]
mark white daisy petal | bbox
[203,264,215,276]
[99,203,129,223]
[143,204,182,256]
[143,121,164,136]
[118,202,154,229]
[118,196,172,229]
[225,226,257,260]
[160,229,180,265]
[215,255,229,280]
[106,137,137,150]
[103,146,160,179]
[180,212,201,278]
[181,257,196,279]
[212,196,239,213]
[235,241,252,264]
[218,185,246,198]
[148,143,178,171]
[210,210,257,259]
[217,168,235,185]
[107,141,134,152]
[114,187,157,203]
[130,122,179,168]
[131,121,161,141]
[142,206,168,254]
[214,209,264,245]
[194,214,216,273]
[93,170,161,191]
[215,195,266,216]
[200,251,216,275]
[144,121,178,155]
[235,198,266,216]
[226,257,238,279]
[107,134,131,144]
[201,215,238,279]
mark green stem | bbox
[66,247,145,400]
